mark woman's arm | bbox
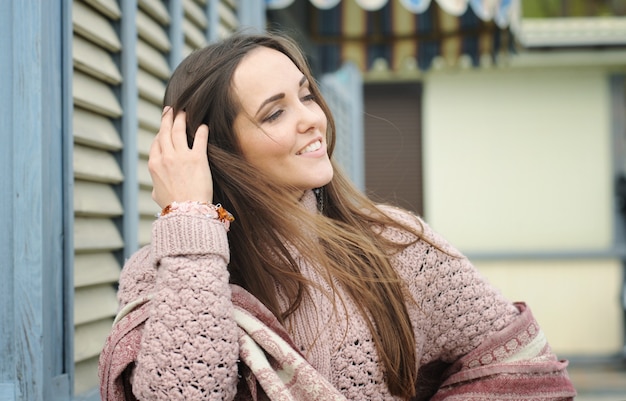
[431,302,576,400]
[126,212,240,400]
[381,207,575,399]
[122,107,239,399]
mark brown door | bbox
[364,83,423,215]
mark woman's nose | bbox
[296,102,324,134]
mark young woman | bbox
[100,32,576,400]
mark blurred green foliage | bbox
[522,0,626,17]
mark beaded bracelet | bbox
[158,201,235,230]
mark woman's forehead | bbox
[237,47,301,80]
[232,47,304,105]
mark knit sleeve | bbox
[379,206,519,364]
[129,212,240,400]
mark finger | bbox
[171,111,189,150]
[158,107,175,151]
[191,124,209,155]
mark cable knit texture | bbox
[114,191,572,400]
[120,211,238,400]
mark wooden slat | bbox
[74,217,124,252]
[72,0,125,396]
[73,107,122,151]
[74,356,100,395]
[183,0,208,29]
[137,9,171,52]
[139,189,158,217]
[73,0,121,52]
[138,97,163,132]
[138,68,166,104]
[183,18,207,48]
[73,70,123,118]
[222,0,236,10]
[74,144,124,184]
[217,23,233,40]
[74,180,123,217]
[137,39,171,79]
[73,34,122,84]
[138,0,171,26]
[82,0,121,20]
[219,1,238,31]
[74,252,121,288]
[74,318,115,362]
[135,0,169,277]
[138,158,153,189]
[139,218,154,246]
[138,128,156,157]
[74,284,118,325]
[183,43,195,57]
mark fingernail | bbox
[162,106,172,114]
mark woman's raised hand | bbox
[148,108,213,208]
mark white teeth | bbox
[299,140,322,155]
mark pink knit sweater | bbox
[117,191,558,400]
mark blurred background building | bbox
[268,1,626,391]
[1,0,624,399]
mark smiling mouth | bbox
[297,140,322,155]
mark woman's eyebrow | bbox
[255,75,309,116]
[256,93,284,116]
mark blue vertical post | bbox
[168,0,184,69]
[207,0,219,43]
[0,1,17,395]
[238,0,267,33]
[345,63,365,191]
[120,0,140,258]
[62,0,75,395]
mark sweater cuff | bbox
[150,213,230,264]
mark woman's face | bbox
[232,46,333,195]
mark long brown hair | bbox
[163,32,424,399]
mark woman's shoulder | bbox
[373,203,424,235]
[374,203,463,257]
[374,203,427,236]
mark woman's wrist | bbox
[157,201,235,231]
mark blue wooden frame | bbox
[62,0,76,398]
[119,0,140,259]
[208,0,220,43]
[320,62,365,191]
[238,0,267,34]
[0,0,72,400]
[168,0,184,68]
[0,1,268,399]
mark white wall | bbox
[421,65,622,355]
[423,67,612,253]
[476,259,622,355]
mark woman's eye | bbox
[264,110,283,123]
[302,93,315,102]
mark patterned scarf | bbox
[98,285,347,401]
